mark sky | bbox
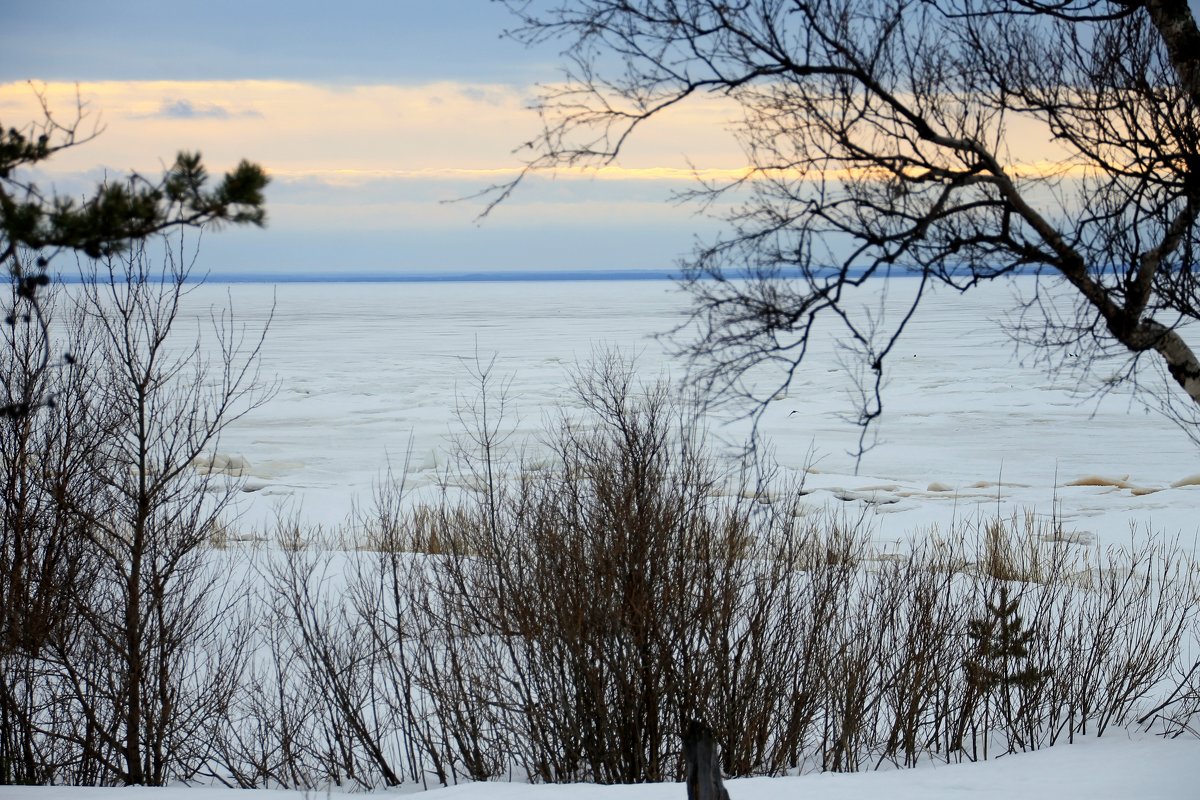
[1,1,743,275]
[4,1,1200,276]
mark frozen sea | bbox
[176,275,1200,550]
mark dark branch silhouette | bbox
[495,0,1200,462]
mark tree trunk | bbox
[683,720,730,800]
[1142,0,1200,107]
[1148,324,1200,404]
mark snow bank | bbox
[6,735,1196,800]
[1064,474,1136,489]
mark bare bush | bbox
[0,237,268,786]
[213,357,1200,790]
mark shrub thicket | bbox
[0,240,266,785]
[219,357,1200,790]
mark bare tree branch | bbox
[495,0,1200,455]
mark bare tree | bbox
[32,235,270,785]
[495,0,1200,458]
[0,279,102,784]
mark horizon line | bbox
[48,264,1048,285]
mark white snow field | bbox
[6,731,1198,799]
[184,276,1200,554]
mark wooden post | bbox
[683,719,730,800]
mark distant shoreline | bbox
[192,269,685,284]
[52,268,682,285]
[51,265,1046,285]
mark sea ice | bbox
[165,278,1199,551]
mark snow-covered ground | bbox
[185,276,1199,554]
[9,734,1199,799]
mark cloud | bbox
[141,97,262,119]
[265,166,750,183]
[0,78,1081,257]
[0,79,745,176]
[2,78,1075,181]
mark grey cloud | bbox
[140,98,262,120]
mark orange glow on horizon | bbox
[2,80,1090,185]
